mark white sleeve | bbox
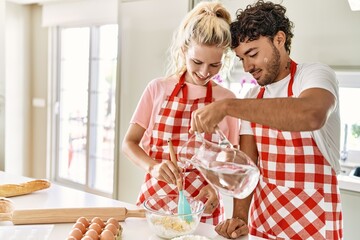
[240,119,253,135]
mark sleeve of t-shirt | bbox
[130,81,154,130]
[296,63,338,100]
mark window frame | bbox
[49,25,119,198]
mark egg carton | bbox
[66,216,122,240]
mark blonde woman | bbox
[122,1,239,225]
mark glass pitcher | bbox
[178,132,260,199]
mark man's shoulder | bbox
[297,62,335,74]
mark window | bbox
[338,70,360,162]
[53,25,118,197]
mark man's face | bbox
[234,36,281,86]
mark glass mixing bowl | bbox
[143,194,205,239]
[178,133,260,199]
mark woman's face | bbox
[184,42,224,86]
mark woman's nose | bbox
[199,65,210,77]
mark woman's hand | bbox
[194,184,219,214]
[215,218,249,239]
[149,161,180,185]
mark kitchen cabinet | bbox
[340,189,360,240]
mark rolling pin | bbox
[0,198,145,225]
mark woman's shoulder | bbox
[213,82,237,98]
[146,76,178,92]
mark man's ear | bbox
[274,31,286,46]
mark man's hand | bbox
[215,218,249,239]
[190,100,227,134]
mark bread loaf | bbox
[0,179,51,197]
[0,197,14,213]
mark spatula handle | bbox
[168,138,183,190]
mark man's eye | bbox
[250,52,258,58]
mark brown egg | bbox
[91,216,105,228]
[89,222,102,234]
[106,218,119,229]
[67,237,77,240]
[104,223,118,235]
[85,229,98,240]
[69,228,83,240]
[77,217,90,228]
[81,236,94,240]
[73,222,87,234]
[100,229,115,240]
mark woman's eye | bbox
[193,60,202,65]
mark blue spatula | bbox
[168,138,193,222]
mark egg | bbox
[85,229,99,240]
[106,218,119,228]
[100,229,115,240]
[77,217,90,228]
[73,222,87,234]
[69,228,83,240]
[104,223,118,236]
[67,237,77,240]
[81,236,94,240]
[91,216,105,228]
[89,222,102,234]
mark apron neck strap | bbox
[256,59,297,99]
[287,60,297,97]
[170,72,213,102]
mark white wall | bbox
[5,3,32,176]
[222,0,360,66]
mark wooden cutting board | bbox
[0,198,145,225]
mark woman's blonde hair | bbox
[166,1,233,77]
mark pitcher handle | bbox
[215,127,233,148]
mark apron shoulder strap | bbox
[170,73,188,99]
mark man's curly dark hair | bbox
[230,0,294,54]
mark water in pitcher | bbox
[193,159,260,199]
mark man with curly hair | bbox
[190,1,343,239]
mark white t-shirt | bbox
[240,62,341,174]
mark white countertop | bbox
[2,170,357,239]
[338,174,360,192]
[0,171,249,240]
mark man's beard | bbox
[261,44,281,86]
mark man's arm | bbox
[191,88,335,133]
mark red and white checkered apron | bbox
[249,61,343,239]
[136,73,225,225]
